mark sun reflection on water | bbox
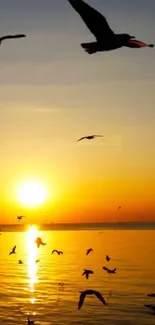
[27,226,39,301]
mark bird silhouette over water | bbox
[68,0,154,54]
[27,317,34,325]
[0,34,26,45]
[77,135,103,142]
[78,290,107,309]
[103,266,116,274]
[52,249,63,255]
[17,216,26,221]
[9,245,16,255]
[35,237,46,248]
[82,269,94,279]
[18,260,23,264]
[86,248,93,255]
[106,255,110,262]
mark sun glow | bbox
[17,181,47,207]
[27,225,39,300]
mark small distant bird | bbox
[17,215,26,221]
[18,260,23,264]
[36,259,40,263]
[103,266,116,274]
[28,317,34,325]
[78,289,107,309]
[35,237,46,248]
[52,249,63,255]
[118,206,122,211]
[106,255,110,262]
[68,0,154,54]
[0,34,26,45]
[144,304,155,312]
[9,245,16,255]
[148,293,155,297]
[82,269,94,279]
[77,135,103,142]
[86,248,93,255]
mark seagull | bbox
[52,249,63,255]
[78,289,107,309]
[103,266,116,274]
[86,248,93,255]
[35,237,46,248]
[148,294,155,297]
[17,216,26,221]
[118,206,122,211]
[144,304,155,313]
[9,245,16,255]
[27,317,35,325]
[77,135,103,142]
[106,255,110,262]
[82,269,94,279]
[0,34,26,45]
[68,0,154,54]
[18,260,23,264]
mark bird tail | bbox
[81,42,98,54]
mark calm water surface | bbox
[0,227,155,325]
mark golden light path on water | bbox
[26,225,39,305]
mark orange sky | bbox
[0,1,155,224]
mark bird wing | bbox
[68,0,114,40]
[103,266,108,271]
[13,245,16,253]
[77,137,86,142]
[59,251,63,254]
[93,135,103,138]
[86,272,89,279]
[94,291,107,305]
[0,34,26,41]
[82,270,86,276]
[78,291,87,309]
[86,249,90,255]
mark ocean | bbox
[0,224,155,324]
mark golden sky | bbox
[0,0,155,224]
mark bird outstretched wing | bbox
[0,34,26,42]
[77,137,86,142]
[94,291,107,305]
[78,291,87,309]
[68,0,114,40]
[52,249,58,254]
[12,245,16,253]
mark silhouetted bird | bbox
[17,216,26,221]
[144,304,155,312]
[106,255,110,262]
[78,289,107,309]
[82,269,94,279]
[77,135,103,142]
[148,294,155,297]
[18,260,23,264]
[103,266,116,274]
[52,249,63,255]
[0,34,26,45]
[86,248,93,255]
[118,206,122,211]
[68,0,154,54]
[27,317,34,325]
[35,237,46,248]
[9,245,16,255]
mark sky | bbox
[0,0,155,224]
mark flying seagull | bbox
[82,269,94,279]
[28,317,35,325]
[18,260,23,264]
[86,248,93,255]
[78,289,107,309]
[17,216,26,221]
[35,237,46,248]
[103,266,116,274]
[68,0,154,54]
[9,245,16,255]
[106,255,110,262]
[52,249,63,255]
[77,135,103,142]
[0,34,26,45]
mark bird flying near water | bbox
[9,245,16,255]
[35,237,46,248]
[18,260,23,264]
[77,135,103,142]
[106,255,110,262]
[17,216,26,221]
[103,266,116,274]
[86,248,93,255]
[82,269,94,279]
[78,289,107,309]
[68,0,154,54]
[0,34,26,45]
[52,249,63,255]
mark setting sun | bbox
[17,181,47,207]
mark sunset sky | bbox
[0,0,155,224]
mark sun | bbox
[17,181,47,207]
